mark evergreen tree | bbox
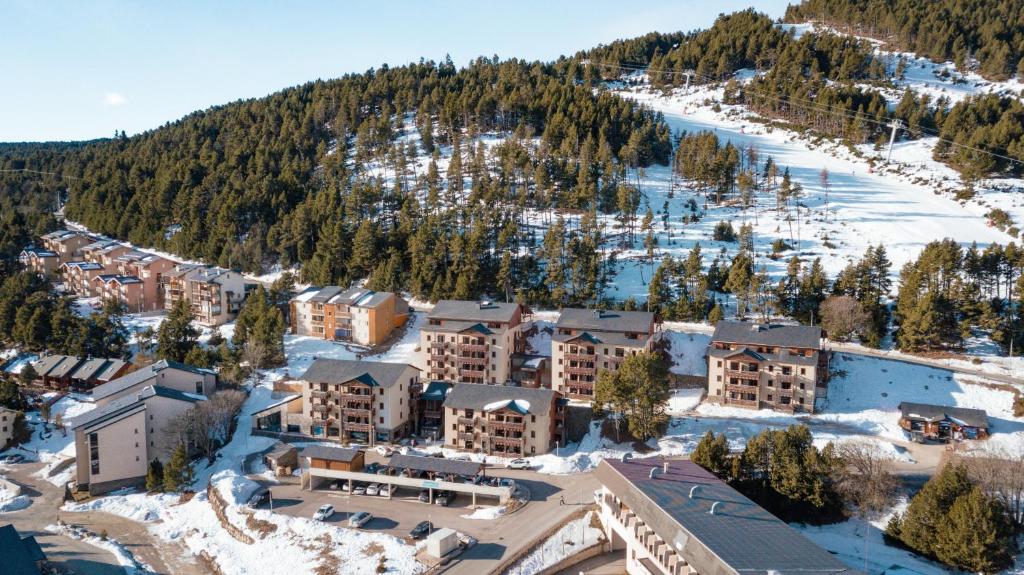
[933,486,1014,572]
[691,430,731,477]
[146,458,164,492]
[163,443,193,492]
[157,298,199,363]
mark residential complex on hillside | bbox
[441,383,563,456]
[164,264,256,326]
[420,300,529,385]
[30,354,131,390]
[552,308,659,400]
[596,456,857,575]
[0,407,16,450]
[252,358,419,444]
[706,321,829,413]
[290,286,409,346]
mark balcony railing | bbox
[342,408,372,419]
[458,368,486,379]
[343,422,372,433]
[422,409,442,420]
[565,352,596,362]
[565,365,595,376]
[339,393,372,403]
[726,369,759,381]
[725,397,758,407]
[310,390,330,399]
[457,417,478,426]
[311,404,331,413]
[429,353,447,362]
[458,343,487,353]
[490,435,524,446]
[487,419,525,431]
[457,432,476,442]
[458,355,486,365]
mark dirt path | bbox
[3,461,205,575]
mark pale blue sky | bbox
[1,0,789,142]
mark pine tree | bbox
[933,486,1014,573]
[691,431,731,477]
[146,458,164,492]
[157,298,199,363]
[163,443,193,492]
[889,463,973,557]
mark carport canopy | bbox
[388,454,484,478]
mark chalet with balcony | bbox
[707,321,828,414]
[441,383,563,456]
[596,456,859,575]
[290,286,409,346]
[420,300,528,385]
[552,308,659,400]
[18,247,59,277]
[899,402,990,441]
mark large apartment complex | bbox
[706,321,829,413]
[552,308,659,400]
[420,300,528,385]
[252,358,419,444]
[163,265,255,326]
[596,456,858,575]
[290,286,409,346]
[441,383,563,456]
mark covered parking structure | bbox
[301,448,510,504]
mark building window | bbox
[531,430,535,438]
[379,417,384,424]
[451,424,456,431]
[196,382,203,393]
[716,360,722,367]
[89,432,100,475]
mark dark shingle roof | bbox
[556,308,656,333]
[899,402,989,428]
[72,385,203,431]
[309,285,344,303]
[299,359,416,388]
[388,454,483,477]
[0,524,43,575]
[707,346,819,366]
[32,355,71,377]
[712,321,822,349]
[70,358,110,381]
[300,445,362,462]
[442,383,556,416]
[597,458,857,575]
[91,359,211,401]
[428,300,520,323]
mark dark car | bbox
[435,491,453,506]
[1,453,25,464]
[247,487,271,508]
[364,462,382,474]
[410,520,434,539]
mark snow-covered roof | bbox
[442,383,555,416]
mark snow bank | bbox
[461,506,505,520]
[504,511,603,575]
[46,523,156,575]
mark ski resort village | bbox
[5,1,1024,574]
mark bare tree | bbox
[963,447,1024,531]
[832,440,899,573]
[820,295,870,342]
[165,391,247,463]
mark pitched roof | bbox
[552,329,649,347]
[71,385,203,431]
[70,358,110,381]
[95,359,129,382]
[250,394,302,416]
[556,308,656,333]
[300,445,362,462]
[388,454,483,477]
[899,402,989,428]
[91,359,211,401]
[46,356,84,379]
[299,359,416,388]
[442,383,556,416]
[32,354,72,377]
[308,285,343,303]
[421,381,452,402]
[428,300,521,323]
[712,321,822,349]
[597,458,857,575]
[707,345,819,366]
[0,524,44,575]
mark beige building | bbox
[290,286,409,346]
[420,300,528,385]
[18,247,59,277]
[254,359,419,444]
[163,264,205,311]
[552,308,659,401]
[441,384,563,456]
[188,267,254,326]
[0,407,17,449]
[40,230,93,260]
[596,457,855,575]
[91,359,217,406]
[71,385,204,495]
[60,261,107,296]
[706,321,828,414]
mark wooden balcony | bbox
[422,409,442,420]
[726,369,760,381]
[608,355,626,364]
[342,408,372,419]
[429,353,447,362]
[457,417,478,426]
[458,355,486,365]
[458,343,487,353]
[428,368,447,379]
[725,383,758,395]
[428,342,448,351]
[490,435,524,446]
[457,432,476,442]
[725,398,758,408]
[487,419,525,431]
[311,404,331,413]
[458,368,486,379]
[343,422,372,433]
[310,390,330,399]
[565,352,596,362]
[565,365,595,376]
[339,393,372,403]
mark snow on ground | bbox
[46,522,156,575]
[0,352,38,375]
[0,478,31,513]
[504,511,603,575]
[663,330,709,376]
[461,505,505,520]
[666,388,703,414]
[7,395,93,467]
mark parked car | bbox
[364,462,382,474]
[375,445,394,457]
[366,483,380,496]
[1,453,25,464]
[429,452,445,458]
[378,484,392,497]
[409,521,433,539]
[353,484,367,496]
[339,481,351,492]
[435,491,453,506]
[498,478,516,490]
[313,504,335,521]
[506,458,530,470]
[349,511,373,528]
[246,487,271,508]
[418,489,431,503]
[470,475,486,485]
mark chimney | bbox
[688,485,701,499]
[709,501,721,515]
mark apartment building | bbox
[163,264,205,311]
[59,261,106,296]
[94,274,151,312]
[18,247,59,277]
[187,267,254,326]
[40,230,93,260]
[290,286,410,346]
[596,456,858,575]
[84,242,133,271]
[253,359,419,444]
[706,321,828,414]
[441,384,563,456]
[0,407,16,450]
[91,359,217,406]
[71,385,204,495]
[420,300,528,385]
[552,308,659,400]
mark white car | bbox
[349,511,373,528]
[506,458,530,470]
[313,504,334,521]
[366,483,380,496]
[378,484,392,497]
[375,445,394,457]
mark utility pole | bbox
[886,119,902,163]
[683,70,694,93]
